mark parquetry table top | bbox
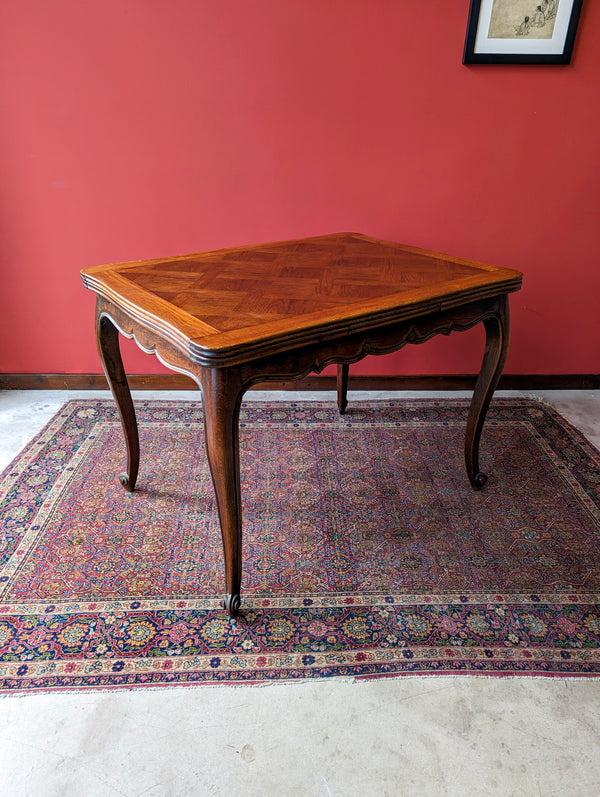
[81,232,522,366]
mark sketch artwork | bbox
[488,0,559,38]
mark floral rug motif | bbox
[1,398,600,692]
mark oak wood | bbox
[81,232,522,616]
[464,295,510,488]
[96,312,140,491]
[200,367,244,616]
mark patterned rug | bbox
[1,398,600,692]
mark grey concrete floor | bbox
[1,389,600,796]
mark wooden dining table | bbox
[81,232,522,616]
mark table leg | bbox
[465,295,510,490]
[201,368,245,617]
[96,312,140,492]
[337,363,349,414]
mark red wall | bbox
[1,1,599,377]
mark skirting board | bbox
[1,374,599,391]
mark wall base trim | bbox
[1,373,599,391]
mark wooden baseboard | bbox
[1,373,599,391]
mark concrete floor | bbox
[1,389,599,796]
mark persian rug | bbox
[1,398,600,693]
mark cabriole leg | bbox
[337,363,349,414]
[201,367,245,617]
[465,295,510,490]
[96,310,140,492]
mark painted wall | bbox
[1,1,598,377]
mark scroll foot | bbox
[469,472,488,491]
[224,593,242,617]
[119,472,136,492]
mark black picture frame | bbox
[463,0,583,64]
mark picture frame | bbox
[463,0,583,64]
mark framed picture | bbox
[463,0,584,64]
